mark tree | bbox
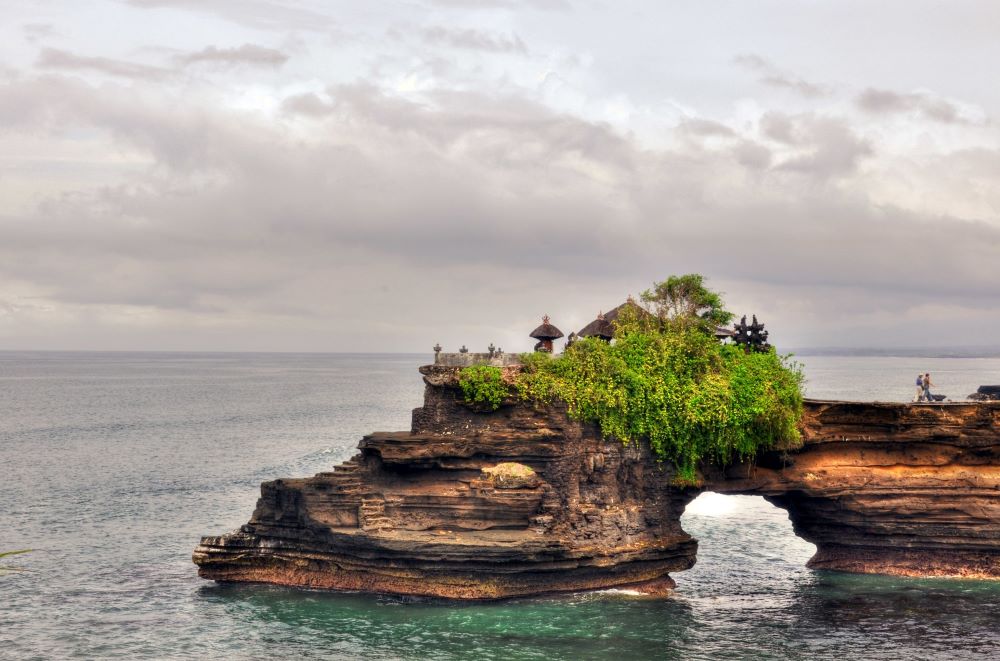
[640,274,733,329]
[516,274,803,485]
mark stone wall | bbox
[433,352,522,367]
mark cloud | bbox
[4,0,1000,352]
[281,91,332,117]
[3,71,999,351]
[35,43,289,84]
[734,54,830,98]
[421,27,528,54]
[759,111,797,144]
[677,118,735,138]
[731,140,772,170]
[122,0,338,31]
[36,48,173,80]
[426,0,571,10]
[177,44,289,68]
[22,23,57,43]
[767,114,873,179]
[856,87,981,124]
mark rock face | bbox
[708,400,1000,579]
[193,365,697,599]
[194,365,1000,598]
[968,385,1000,401]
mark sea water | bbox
[1,352,999,660]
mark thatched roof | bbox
[529,315,564,340]
[578,313,614,340]
[603,297,653,325]
[596,299,732,340]
[713,325,735,339]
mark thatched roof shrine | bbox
[578,312,614,340]
[602,297,653,325]
[529,315,564,341]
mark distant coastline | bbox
[4,347,1000,359]
[787,346,1000,359]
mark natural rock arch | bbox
[194,366,1000,598]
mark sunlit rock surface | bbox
[708,400,1000,579]
[194,365,1000,598]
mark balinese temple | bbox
[577,312,614,342]
[533,298,735,353]
[713,325,735,340]
[602,296,652,326]
[585,296,734,343]
[529,315,564,353]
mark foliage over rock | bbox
[458,364,508,410]
[515,275,804,485]
[456,276,804,485]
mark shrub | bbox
[515,277,804,485]
[458,364,508,410]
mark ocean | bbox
[2,351,999,660]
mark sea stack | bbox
[194,361,1000,598]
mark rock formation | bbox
[707,400,1000,579]
[968,385,1000,401]
[194,364,1000,598]
[194,364,698,598]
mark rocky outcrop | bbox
[968,385,1000,401]
[193,365,697,599]
[708,400,1000,579]
[194,365,1000,598]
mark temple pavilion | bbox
[529,315,564,353]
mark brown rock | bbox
[482,462,541,489]
[194,365,697,599]
[193,367,1000,599]
[705,400,1000,579]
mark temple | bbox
[192,303,999,598]
[577,312,614,341]
[529,315,563,353]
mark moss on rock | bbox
[482,462,540,489]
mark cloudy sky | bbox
[1,0,999,352]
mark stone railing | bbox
[433,352,522,367]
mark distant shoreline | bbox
[2,347,1000,359]
[788,346,1000,359]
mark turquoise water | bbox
[2,352,998,659]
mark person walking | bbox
[914,374,924,402]
[922,372,934,402]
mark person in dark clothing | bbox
[922,373,934,402]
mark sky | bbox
[1,0,999,353]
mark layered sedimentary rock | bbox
[194,365,1000,598]
[193,365,697,598]
[707,400,1000,579]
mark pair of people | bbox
[914,373,934,402]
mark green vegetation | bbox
[640,273,733,328]
[1,549,32,574]
[458,364,508,410]
[458,275,804,485]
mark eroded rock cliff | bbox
[193,365,1000,598]
[708,400,1000,579]
[193,365,697,598]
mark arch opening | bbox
[679,492,817,582]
